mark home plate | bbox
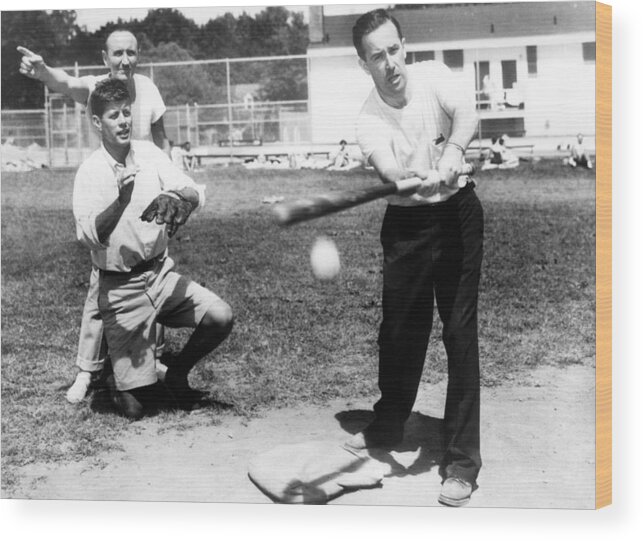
[247,440,392,504]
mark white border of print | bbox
[1,0,640,540]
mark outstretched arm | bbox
[17,46,90,105]
[151,117,170,154]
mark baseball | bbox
[310,236,340,281]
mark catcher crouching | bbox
[72,78,233,419]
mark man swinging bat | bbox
[344,9,484,507]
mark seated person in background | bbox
[482,136,519,170]
[497,136,519,169]
[481,137,503,169]
[182,142,198,172]
[490,136,503,164]
[327,139,362,171]
[73,78,234,419]
[170,140,184,168]
[568,133,593,169]
[331,139,350,169]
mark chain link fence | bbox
[2,43,595,168]
[1,55,311,167]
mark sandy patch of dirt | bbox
[7,363,595,508]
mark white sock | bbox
[66,371,92,404]
[155,359,168,382]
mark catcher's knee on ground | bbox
[110,382,160,420]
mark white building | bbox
[307,2,596,144]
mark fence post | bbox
[226,58,233,160]
[307,55,312,144]
[194,103,199,145]
[63,102,69,166]
[185,103,191,144]
[75,61,82,162]
[475,47,483,148]
[44,87,52,167]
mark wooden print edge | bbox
[595,0,612,510]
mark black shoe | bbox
[344,421,403,451]
[105,375,145,420]
[163,372,207,411]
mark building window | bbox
[582,41,596,62]
[526,45,538,76]
[409,50,435,63]
[443,49,464,71]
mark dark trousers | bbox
[375,185,484,485]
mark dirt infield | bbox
[6,362,594,509]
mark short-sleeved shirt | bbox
[73,140,205,273]
[356,61,474,206]
[82,73,166,145]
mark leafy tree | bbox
[143,42,224,105]
[136,9,200,55]
[1,10,79,108]
[258,60,308,102]
[1,7,309,109]
[197,12,241,60]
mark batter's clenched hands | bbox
[17,46,47,81]
[415,170,442,198]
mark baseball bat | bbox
[274,164,474,226]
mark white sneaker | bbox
[65,371,92,404]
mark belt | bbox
[101,256,162,277]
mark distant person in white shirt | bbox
[73,78,233,419]
[568,133,593,169]
[18,30,170,403]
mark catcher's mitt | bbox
[140,192,195,238]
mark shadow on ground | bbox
[87,378,235,418]
[335,409,444,478]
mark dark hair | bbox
[352,9,403,61]
[90,78,130,118]
[339,139,347,146]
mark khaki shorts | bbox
[98,256,222,391]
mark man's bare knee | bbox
[200,301,234,334]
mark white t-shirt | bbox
[356,61,474,205]
[82,73,166,146]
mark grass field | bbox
[1,160,595,491]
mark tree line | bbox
[1,7,309,109]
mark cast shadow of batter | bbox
[335,409,443,478]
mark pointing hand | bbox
[17,46,46,80]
